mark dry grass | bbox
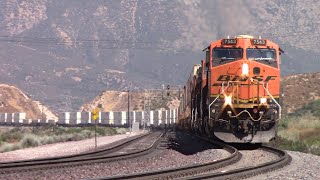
[0,126,127,152]
[289,115,320,129]
[279,112,320,141]
[277,112,320,155]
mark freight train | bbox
[179,35,283,143]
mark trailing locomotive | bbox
[179,35,283,143]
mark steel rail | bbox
[0,131,163,172]
[183,145,291,180]
[95,134,290,180]
[0,132,150,165]
[94,136,241,180]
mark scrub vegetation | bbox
[0,126,128,152]
[270,100,320,155]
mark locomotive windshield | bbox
[247,48,277,68]
[212,48,243,66]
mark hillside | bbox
[281,72,320,114]
[0,84,57,120]
[80,90,180,112]
[1,0,320,112]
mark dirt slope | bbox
[282,72,320,114]
[0,84,57,120]
[80,90,180,112]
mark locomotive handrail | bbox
[260,81,282,121]
[208,81,281,121]
[208,82,230,119]
[228,109,263,122]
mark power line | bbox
[0,35,165,44]
[0,36,177,50]
[1,30,319,51]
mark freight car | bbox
[179,35,283,143]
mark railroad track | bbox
[97,134,291,180]
[183,145,291,180]
[0,131,164,172]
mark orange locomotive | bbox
[180,35,283,143]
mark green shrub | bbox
[69,133,86,141]
[0,126,120,152]
[278,117,290,130]
[39,136,55,144]
[95,127,107,136]
[66,134,73,141]
[19,134,40,148]
[80,130,95,138]
[271,136,307,152]
[287,141,308,152]
[0,128,24,143]
[53,127,68,135]
[290,99,320,118]
[33,126,56,136]
[0,143,21,152]
[103,127,118,135]
[66,127,82,134]
[115,128,128,134]
[310,145,320,156]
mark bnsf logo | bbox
[215,75,277,83]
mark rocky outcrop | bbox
[0,84,57,120]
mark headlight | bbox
[260,97,267,104]
[242,63,249,76]
[225,95,232,105]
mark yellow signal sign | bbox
[92,114,99,121]
[92,108,99,116]
[91,107,100,121]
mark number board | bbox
[221,39,237,45]
[252,39,267,46]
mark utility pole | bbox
[94,104,102,149]
[143,89,151,130]
[95,114,97,149]
[128,89,131,133]
[65,95,69,111]
[41,104,44,121]
[162,84,164,100]
[143,90,146,130]
[178,85,181,100]
[148,97,151,129]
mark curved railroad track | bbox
[96,134,291,180]
[183,144,291,180]
[0,131,164,173]
[96,136,241,180]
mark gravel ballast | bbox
[199,148,279,175]
[0,131,230,179]
[1,130,319,180]
[0,131,143,162]
[248,151,320,180]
